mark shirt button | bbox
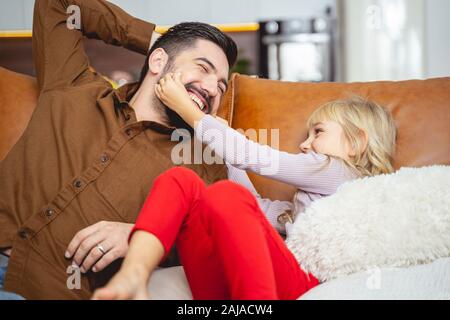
[100,153,110,163]
[73,180,82,188]
[18,229,29,239]
[45,208,54,217]
[125,128,133,136]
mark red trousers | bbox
[132,167,318,300]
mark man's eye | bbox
[199,65,208,72]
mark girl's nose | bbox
[300,140,311,153]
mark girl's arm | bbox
[227,164,292,234]
[156,73,354,195]
[198,115,354,195]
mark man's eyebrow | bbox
[195,57,228,90]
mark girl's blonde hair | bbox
[306,96,397,177]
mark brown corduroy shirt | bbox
[0,0,227,299]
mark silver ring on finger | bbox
[96,243,107,255]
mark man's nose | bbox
[201,76,219,97]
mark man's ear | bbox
[147,48,169,75]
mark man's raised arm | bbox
[32,0,156,91]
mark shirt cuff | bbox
[127,18,156,55]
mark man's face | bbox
[159,39,230,129]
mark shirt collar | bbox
[113,82,177,135]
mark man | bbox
[0,0,236,299]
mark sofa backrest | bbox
[217,74,450,201]
[2,67,449,202]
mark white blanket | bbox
[286,165,450,282]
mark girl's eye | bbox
[315,128,323,135]
[199,65,208,72]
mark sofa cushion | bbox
[218,74,450,201]
[299,258,450,300]
[148,266,192,300]
[147,258,450,300]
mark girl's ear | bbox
[349,129,369,157]
[147,48,169,75]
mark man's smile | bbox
[186,87,210,114]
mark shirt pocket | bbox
[95,144,174,223]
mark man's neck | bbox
[129,79,170,126]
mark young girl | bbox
[92,73,397,300]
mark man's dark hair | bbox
[138,22,237,86]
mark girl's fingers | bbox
[164,72,174,82]
[158,73,175,88]
[155,84,162,98]
[174,72,182,84]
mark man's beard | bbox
[164,105,193,133]
[155,70,211,136]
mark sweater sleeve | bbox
[226,164,292,234]
[196,115,354,195]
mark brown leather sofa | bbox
[217,73,450,201]
[1,67,450,204]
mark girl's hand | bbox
[155,73,197,115]
[155,72,206,128]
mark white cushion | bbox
[147,258,450,300]
[299,258,450,300]
[148,266,192,300]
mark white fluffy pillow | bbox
[286,165,450,283]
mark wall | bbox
[0,0,335,30]
[341,0,450,82]
[425,0,450,78]
[2,0,448,81]
[342,0,426,82]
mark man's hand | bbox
[65,221,133,273]
[1,248,12,256]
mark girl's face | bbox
[300,120,354,161]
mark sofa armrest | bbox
[0,67,38,161]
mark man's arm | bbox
[33,0,156,91]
